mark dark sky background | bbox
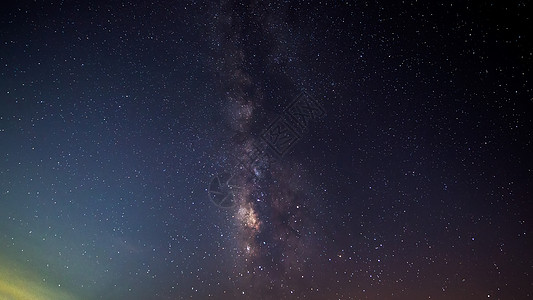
[0,1,532,299]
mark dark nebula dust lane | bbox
[1,0,532,299]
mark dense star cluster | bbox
[1,0,532,299]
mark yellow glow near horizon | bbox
[0,255,77,300]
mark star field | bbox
[0,1,532,299]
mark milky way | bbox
[207,2,330,294]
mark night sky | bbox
[1,1,532,299]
